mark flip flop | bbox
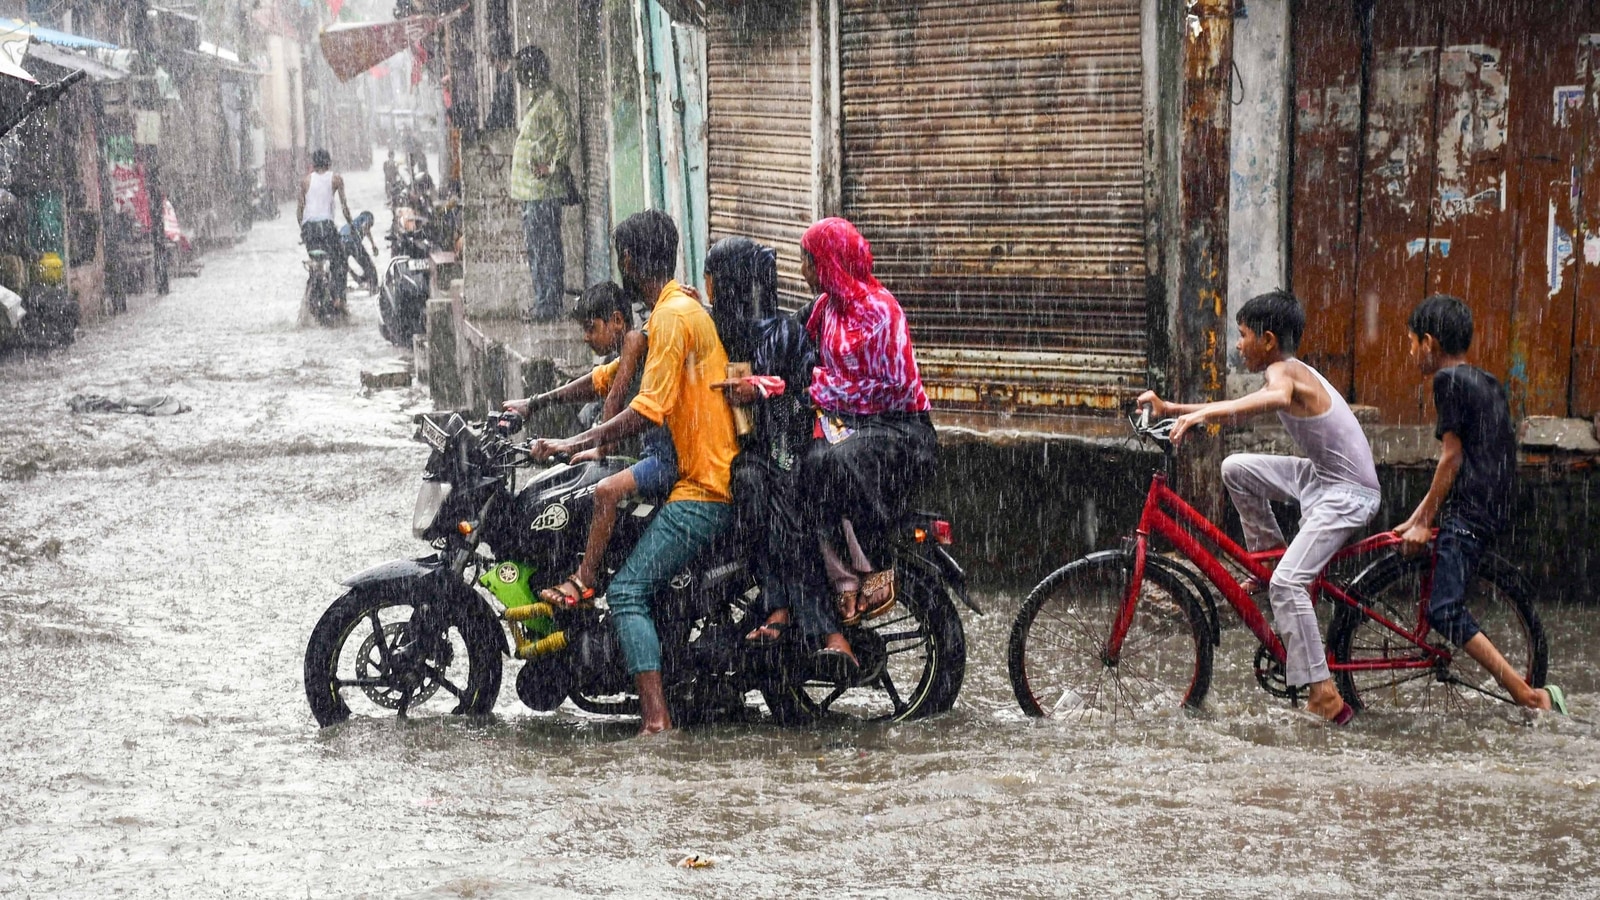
[1331,702,1355,726]
[836,589,862,627]
[812,647,859,684]
[538,574,595,608]
[743,618,791,646]
[1544,685,1569,715]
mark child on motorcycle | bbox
[340,211,379,293]
[504,282,678,605]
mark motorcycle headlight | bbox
[412,480,453,537]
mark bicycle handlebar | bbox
[1128,406,1179,446]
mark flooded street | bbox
[0,166,1598,898]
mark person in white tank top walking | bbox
[1137,290,1380,725]
[297,148,354,313]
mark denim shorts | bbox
[1428,518,1486,647]
[628,426,678,500]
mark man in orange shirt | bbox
[531,210,737,735]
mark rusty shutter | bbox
[840,0,1147,411]
[705,4,815,309]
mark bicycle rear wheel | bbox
[1328,551,1546,714]
[1008,550,1212,720]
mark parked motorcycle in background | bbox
[378,205,431,345]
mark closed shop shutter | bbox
[841,0,1147,411]
[705,4,815,309]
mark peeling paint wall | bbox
[1224,0,1289,396]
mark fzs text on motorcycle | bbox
[303,411,979,728]
[378,207,431,346]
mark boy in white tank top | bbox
[1137,290,1379,724]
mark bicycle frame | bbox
[1109,471,1449,675]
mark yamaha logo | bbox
[530,504,569,531]
[669,572,692,591]
[495,563,520,584]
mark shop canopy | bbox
[0,18,118,51]
[318,16,446,82]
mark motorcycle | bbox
[301,247,341,325]
[303,410,977,729]
[377,206,431,346]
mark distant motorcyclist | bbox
[297,148,354,313]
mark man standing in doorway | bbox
[508,45,575,322]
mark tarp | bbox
[26,42,127,82]
[318,17,443,82]
[0,18,117,51]
[0,21,36,82]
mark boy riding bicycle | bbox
[1392,295,1565,714]
[504,282,678,606]
[1138,290,1377,724]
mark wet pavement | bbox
[2,164,1600,898]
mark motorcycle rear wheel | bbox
[304,587,502,727]
[763,555,966,724]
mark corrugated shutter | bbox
[705,4,815,309]
[841,0,1147,411]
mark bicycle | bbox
[1007,410,1547,721]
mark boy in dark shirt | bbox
[1393,294,1565,713]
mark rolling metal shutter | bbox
[705,4,815,309]
[841,0,1148,411]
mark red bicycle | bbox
[1007,412,1547,720]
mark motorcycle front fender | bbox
[911,545,983,616]
[340,554,511,656]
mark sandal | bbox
[836,589,862,627]
[744,613,791,646]
[538,573,595,608]
[812,647,860,684]
[859,569,896,620]
[1545,684,1569,715]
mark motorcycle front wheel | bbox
[304,587,503,727]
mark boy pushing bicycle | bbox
[1392,295,1566,714]
[1138,290,1377,724]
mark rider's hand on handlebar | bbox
[1168,410,1207,445]
[1134,390,1171,419]
[528,437,572,463]
[503,397,539,417]
[570,446,604,463]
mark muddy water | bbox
[2,167,1598,898]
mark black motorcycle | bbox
[303,411,976,728]
[377,207,430,346]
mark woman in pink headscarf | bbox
[796,217,936,683]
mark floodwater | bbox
[2,164,1599,899]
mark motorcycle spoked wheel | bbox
[304,588,502,727]
[762,556,966,725]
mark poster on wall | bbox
[105,134,151,233]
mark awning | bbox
[0,17,118,51]
[319,16,445,82]
[27,41,128,81]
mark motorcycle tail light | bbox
[932,519,953,545]
[457,521,474,536]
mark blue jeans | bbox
[521,199,563,319]
[607,500,732,675]
[1428,518,1486,647]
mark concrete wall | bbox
[1225,1,1290,398]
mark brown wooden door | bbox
[1350,0,1442,422]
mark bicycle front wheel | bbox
[1328,551,1546,714]
[1008,551,1212,720]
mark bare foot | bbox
[1305,679,1346,721]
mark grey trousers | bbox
[1221,454,1381,687]
[521,199,564,319]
